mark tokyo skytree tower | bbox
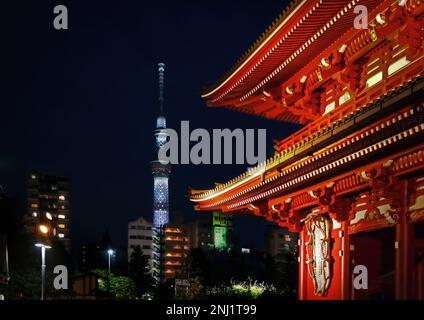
[151,63,171,284]
[151,62,171,228]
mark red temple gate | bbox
[190,0,424,300]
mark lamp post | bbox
[35,243,51,300]
[35,223,51,300]
[107,249,114,297]
[107,249,114,273]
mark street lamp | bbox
[107,249,114,297]
[107,249,114,274]
[35,223,51,300]
[35,243,51,300]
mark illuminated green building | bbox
[212,212,233,250]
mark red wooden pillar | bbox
[341,221,351,300]
[298,228,307,300]
[395,180,414,299]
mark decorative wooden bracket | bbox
[287,210,308,233]
[361,160,395,193]
[267,198,292,224]
[360,160,401,224]
[398,14,423,60]
[301,87,325,121]
[267,198,307,232]
[320,50,346,79]
[310,182,354,222]
[247,202,264,217]
[283,77,307,106]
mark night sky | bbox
[1,0,301,251]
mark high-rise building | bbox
[163,225,190,280]
[185,218,212,250]
[151,63,171,284]
[78,243,101,273]
[128,217,153,271]
[266,225,298,257]
[212,212,234,250]
[25,173,70,251]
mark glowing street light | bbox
[35,221,52,300]
[107,249,114,297]
[107,248,114,273]
[38,224,49,234]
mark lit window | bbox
[165,261,181,266]
[58,224,66,229]
[366,71,383,88]
[58,195,65,201]
[32,212,38,217]
[31,204,38,208]
[58,214,66,219]
[323,101,336,115]
[165,253,182,258]
[165,236,183,241]
[339,91,351,105]
[31,175,36,179]
[165,227,181,233]
[58,233,65,238]
[388,56,410,76]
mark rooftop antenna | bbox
[158,62,165,115]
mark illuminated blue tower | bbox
[152,62,170,227]
[151,63,170,284]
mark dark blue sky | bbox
[1,0,301,249]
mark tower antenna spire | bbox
[158,62,165,115]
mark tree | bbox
[5,229,74,300]
[175,276,203,300]
[92,269,136,300]
[110,276,137,300]
[5,230,43,299]
[128,245,152,297]
[182,248,208,281]
[173,248,210,300]
[45,240,74,299]
[274,246,298,297]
